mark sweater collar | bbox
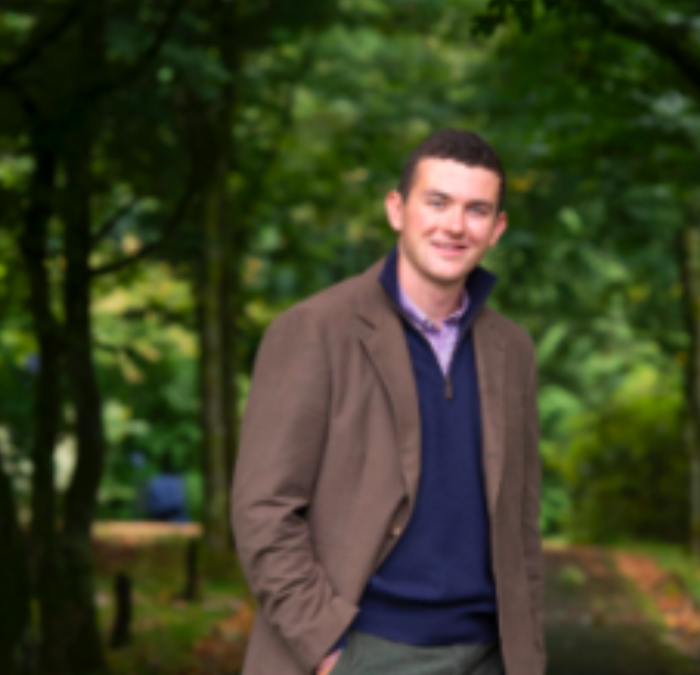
[378,245,497,331]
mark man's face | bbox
[385,158,507,292]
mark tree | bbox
[471,0,700,552]
[184,0,342,565]
[0,2,195,671]
[0,1,382,667]
[0,462,30,675]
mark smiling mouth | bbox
[433,242,465,251]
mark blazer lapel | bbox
[356,267,422,507]
[473,309,506,514]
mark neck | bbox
[397,254,465,324]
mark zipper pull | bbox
[445,376,453,400]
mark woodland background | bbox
[1,1,700,674]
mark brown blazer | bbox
[231,257,545,675]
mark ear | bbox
[488,211,508,247]
[385,190,404,234]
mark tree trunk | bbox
[57,123,108,673]
[222,210,240,496]
[18,138,67,674]
[199,158,237,559]
[196,4,241,567]
[109,573,132,649]
[39,7,111,670]
[678,225,700,560]
[0,462,29,675]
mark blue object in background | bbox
[144,473,189,522]
[130,451,146,468]
[25,353,40,374]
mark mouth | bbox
[432,242,466,252]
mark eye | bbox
[428,199,447,208]
[469,205,490,216]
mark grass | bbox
[93,535,252,675]
[91,534,700,674]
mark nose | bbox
[443,207,465,236]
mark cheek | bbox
[466,221,493,244]
[469,218,502,246]
[405,216,433,237]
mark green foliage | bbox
[92,264,202,520]
[563,371,688,543]
[556,563,587,589]
[462,5,698,541]
[0,230,34,505]
[540,440,571,536]
[0,0,698,566]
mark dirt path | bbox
[544,546,698,675]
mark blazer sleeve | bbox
[522,349,546,661]
[231,307,358,674]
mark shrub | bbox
[563,390,688,544]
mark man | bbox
[232,129,544,675]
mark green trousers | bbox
[331,631,505,675]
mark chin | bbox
[430,263,472,282]
[428,271,469,288]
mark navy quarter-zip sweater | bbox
[352,247,499,645]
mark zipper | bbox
[442,322,472,400]
[388,298,469,401]
[444,375,453,400]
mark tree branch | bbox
[122,306,194,327]
[90,178,199,277]
[607,12,700,97]
[472,0,700,93]
[473,0,700,95]
[238,42,314,217]
[94,340,141,362]
[6,80,41,122]
[92,197,140,244]
[0,185,23,232]
[0,1,85,88]
[86,0,186,100]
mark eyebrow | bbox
[466,200,495,211]
[423,190,495,210]
[424,190,451,200]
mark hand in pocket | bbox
[316,648,343,675]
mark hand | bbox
[316,649,342,675]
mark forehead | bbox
[411,158,500,203]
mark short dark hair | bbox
[397,129,506,209]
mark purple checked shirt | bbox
[397,285,470,375]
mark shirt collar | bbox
[397,282,469,332]
[379,244,497,332]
